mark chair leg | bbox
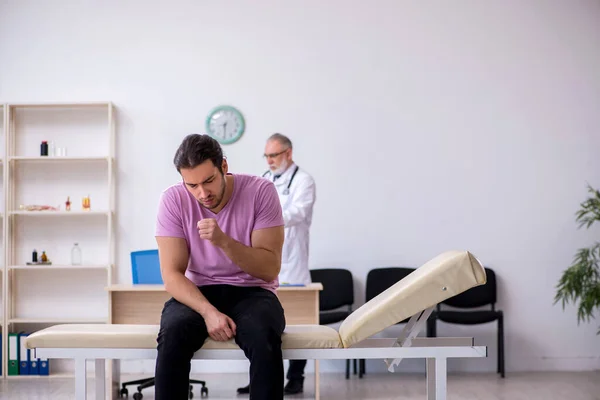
[353,359,357,375]
[122,377,154,387]
[359,359,365,378]
[345,359,350,380]
[427,314,437,337]
[138,378,155,390]
[498,314,505,378]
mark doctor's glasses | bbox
[263,148,289,159]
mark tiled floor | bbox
[0,371,598,399]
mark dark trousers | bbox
[287,359,307,381]
[154,284,286,400]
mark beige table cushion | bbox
[338,250,486,348]
[25,323,342,350]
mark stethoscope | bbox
[263,166,299,195]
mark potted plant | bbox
[555,184,600,334]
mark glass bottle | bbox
[82,195,91,211]
[71,243,82,265]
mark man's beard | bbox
[272,159,289,175]
[200,175,226,210]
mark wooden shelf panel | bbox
[9,210,110,216]
[8,318,108,324]
[9,156,111,162]
[8,102,112,109]
[9,264,110,271]
[6,372,99,379]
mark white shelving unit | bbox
[2,102,116,378]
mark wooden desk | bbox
[105,283,323,399]
[107,283,322,325]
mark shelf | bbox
[9,210,110,216]
[6,372,99,379]
[9,156,111,162]
[8,102,112,109]
[9,264,111,271]
[8,318,108,324]
[2,100,116,379]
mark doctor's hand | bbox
[202,308,237,341]
[197,218,228,247]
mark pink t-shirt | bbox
[155,173,284,292]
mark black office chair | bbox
[310,268,355,379]
[359,267,416,377]
[119,250,208,399]
[426,267,504,378]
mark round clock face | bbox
[205,105,245,144]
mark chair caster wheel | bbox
[120,388,129,398]
[133,393,143,400]
[201,386,209,397]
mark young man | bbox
[238,133,317,395]
[154,133,286,399]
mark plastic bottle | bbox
[71,243,82,265]
[32,249,38,263]
[40,141,48,156]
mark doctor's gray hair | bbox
[268,133,293,149]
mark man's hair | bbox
[173,134,224,173]
[268,133,293,149]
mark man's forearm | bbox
[220,237,280,281]
[163,273,216,317]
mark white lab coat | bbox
[263,163,316,285]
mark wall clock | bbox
[205,105,245,144]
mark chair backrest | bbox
[442,267,496,308]
[131,249,163,284]
[310,268,354,311]
[365,267,416,302]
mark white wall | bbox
[1,0,599,375]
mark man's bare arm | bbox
[156,236,216,317]
[197,220,284,282]
[221,225,284,281]
[156,236,237,341]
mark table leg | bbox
[314,359,320,400]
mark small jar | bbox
[40,141,48,156]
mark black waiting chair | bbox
[426,267,504,378]
[310,268,355,379]
[358,267,416,378]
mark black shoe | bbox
[284,379,304,395]
[237,384,250,394]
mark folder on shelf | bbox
[8,333,19,376]
[29,345,39,375]
[19,333,29,375]
[39,356,49,376]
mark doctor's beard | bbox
[272,159,289,175]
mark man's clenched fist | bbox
[197,218,227,247]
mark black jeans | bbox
[154,285,286,400]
